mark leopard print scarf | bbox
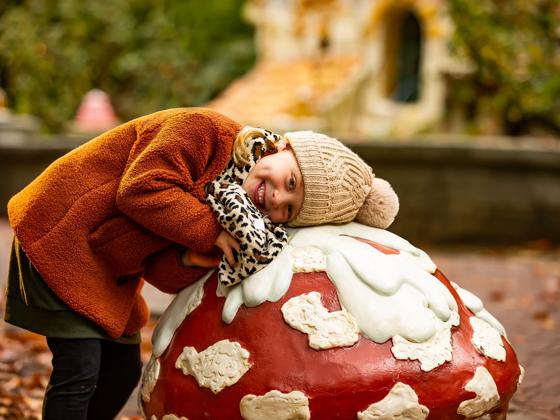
[205,130,288,287]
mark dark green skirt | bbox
[4,237,140,344]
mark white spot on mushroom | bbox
[140,355,160,403]
[357,382,429,419]
[220,224,459,347]
[175,339,252,394]
[392,311,460,371]
[152,272,211,358]
[151,415,157,420]
[240,390,310,420]
[470,317,506,362]
[281,292,359,350]
[291,246,327,272]
[518,365,525,387]
[162,415,189,420]
[451,282,507,337]
[457,367,500,418]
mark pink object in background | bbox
[74,89,119,132]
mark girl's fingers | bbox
[223,245,236,267]
[182,250,220,268]
[228,235,241,252]
[191,252,220,268]
[215,230,239,267]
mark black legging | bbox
[43,337,142,420]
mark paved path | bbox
[1,219,558,419]
[430,247,560,419]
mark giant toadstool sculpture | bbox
[141,223,522,419]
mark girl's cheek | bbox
[269,209,284,224]
[264,208,274,220]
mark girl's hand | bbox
[181,250,221,268]
[214,230,240,267]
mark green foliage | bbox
[447,0,560,135]
[0,0,255,132]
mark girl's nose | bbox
[271,188,279,206]
[270,189,288,221]
[271,187,286,207]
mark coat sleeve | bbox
[116,112,223,252]
[142,244,211,294]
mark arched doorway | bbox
[382,9,423,103]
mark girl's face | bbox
[242,147,304,224]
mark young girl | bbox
[4,108,398,419]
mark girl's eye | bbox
[288,176,296,190]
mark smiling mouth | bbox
[254,182,266,210]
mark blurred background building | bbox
[0,0,559,138]
[210,0,466,138]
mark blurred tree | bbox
[447,0,560,136]
[0,0,254,132]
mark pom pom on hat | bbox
[285,130,399,228]
[356,177,399,229]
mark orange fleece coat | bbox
[7,108,241,338]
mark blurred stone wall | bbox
[0,125,88,221]
[352,140,560,244]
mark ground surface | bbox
[0,219,558,419]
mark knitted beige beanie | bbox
[284,131,399,228]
